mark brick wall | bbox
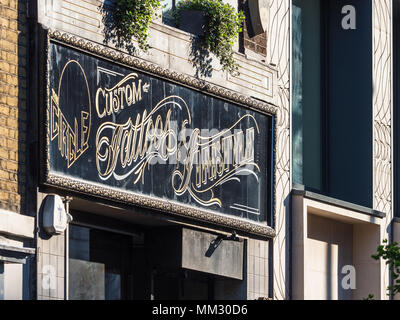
[0,0,27,214]
[240,0,267,56]
[243,23,267,56]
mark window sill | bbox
[0,244,35,264]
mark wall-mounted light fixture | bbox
[42,194,72,236]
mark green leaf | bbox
[174,0,244,76]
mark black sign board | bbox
[42,34,275,236]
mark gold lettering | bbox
[201,146,210,185]
[95,96,186,182]
[125,84,133,106]
[195,150,202,188]
[95,88,106,118]
[95,74,146,118]
[51,91,59,141]
[133,79,142,104]
[120,129,130,168]
[118,87,125,110]
[108,92,113,116]
[49,60,91,168]
[50,91,90,168]
[81,111,89,151]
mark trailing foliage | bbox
[111,0,161,52]
[176,0,245,76]
[371,239,400,298]
[108,0,244,75]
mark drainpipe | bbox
[63,197,73,300]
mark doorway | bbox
[69,224,146,300]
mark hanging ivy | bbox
[175,0,245,76]
[109,0,244,76]
[111,0,161,52]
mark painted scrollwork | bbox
[40,28,278,238]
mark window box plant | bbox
[178,9,206,36]
[107,0,244,76]
[175,0,245,76]
[109,0,162,52]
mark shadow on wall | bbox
[189,36,213,79]
[98,1,214,79]
[99,1,137,56]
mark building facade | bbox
[0,0,398,300]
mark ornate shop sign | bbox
[42,32,276,237]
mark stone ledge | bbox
[292,185,385,220]
[0,209,35,239]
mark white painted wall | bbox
[352,224,381,300]
[3,263,22,300]
[306,214,353,300]
[292,195,383,300]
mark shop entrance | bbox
[68,224,218,300]
[69,224,146,300]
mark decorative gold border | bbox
[40,28,277,238]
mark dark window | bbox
[161,0,177,27]
[292,0,324,191]
[292,0,373,208]
[23,258,30,300]
[69,224,145,300]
